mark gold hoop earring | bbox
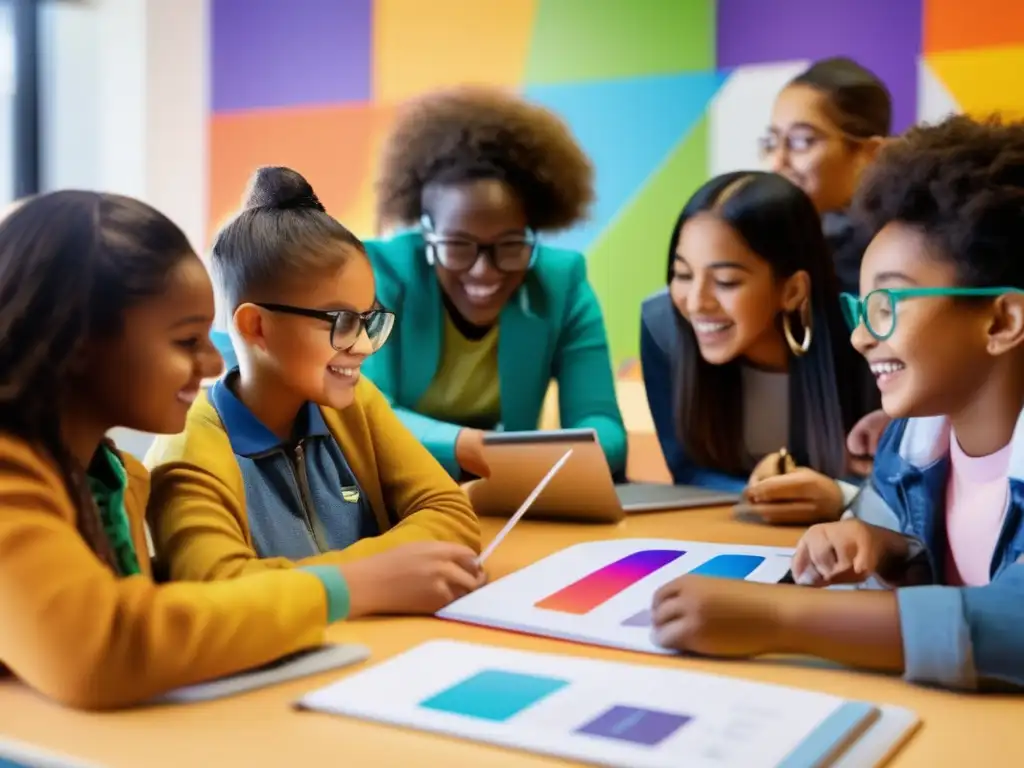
[783,303,812,357]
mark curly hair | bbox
[375,86,594,232]
[852,114,1024,288]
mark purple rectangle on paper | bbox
[577,705,692,746]
[716,0,921,132]
[211,0,371,112]
[622,608,651,627]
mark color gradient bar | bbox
[621,554,766,627]
[535,550,684,615]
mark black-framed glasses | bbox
[256,303,395,351]
[840,287,1023,341]
[421,217,537,273]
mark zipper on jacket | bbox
[286,440,326,552]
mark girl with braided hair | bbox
[361,87,627,480]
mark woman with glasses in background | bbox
[761,57,891,298]
[761,57,891,471]
[361,87,626,481]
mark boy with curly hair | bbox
[362,87,627,480]
[649,114,1024,692]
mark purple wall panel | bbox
[212,0,372,112]
[716,0,922,132]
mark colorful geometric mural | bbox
[209,0,1024,367]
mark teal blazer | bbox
[362,231,627,478]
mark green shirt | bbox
[87,444,141,577]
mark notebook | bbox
[156,643,370,704]
[297,640,919,768]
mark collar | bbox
[88,442,127,491]
[896,409,1024,481]
[209,370,330,457]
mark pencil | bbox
[777,447,788,475]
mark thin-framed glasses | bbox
[255,303,395,351]
[421,217,537,273]
[840,287,1023,341]
[758,128,832,157]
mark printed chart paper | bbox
[298,640,897,768]
[438,539,795,654]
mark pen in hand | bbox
[777,447,789,476]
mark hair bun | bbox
[242,166,326,213]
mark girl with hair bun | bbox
[0,188,471,710]
[763,57,893,467]
[147,166,483,622]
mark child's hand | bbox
[339,541,485,617]
[846,409,890,460]
[455,428,491,479]
[741,467,844,525]
[846,409,890,477]
[791,520,908,586]
[650,576,784,657]
[747,449,797,484]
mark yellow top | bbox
[416,313,501,429]
[145,377,480,583]
[0,437,329,710]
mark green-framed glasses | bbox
[840,287,1023,341]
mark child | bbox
[641,171,877,515]
[650,115,1024,691]
[763,57,891,296]
[359,86,626,481]
[0,191,482,709]
[146,167,481,583]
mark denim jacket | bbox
[850,413,1024,691]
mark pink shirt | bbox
[944,432,1011,586]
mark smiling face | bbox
[763,85,877,214]
[236,250,378,412]
[424,179,531,327]
[851,222,997,418]
[670,213,806,371]
[80,253,223,434]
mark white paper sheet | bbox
[298,640,913,768]
[440,539,795,654]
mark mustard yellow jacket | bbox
[0,437,330,709]
[145,377,480,582]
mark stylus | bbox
[476,448,574,566]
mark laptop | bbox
[465,428,740,523]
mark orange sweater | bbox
[145,377,480,582]
[0,436,329,710]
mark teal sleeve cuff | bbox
[301,565,351,624]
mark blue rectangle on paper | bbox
[621,554,766,627]
[577,705,692,746]
[419,669,569,722]
[690,554,764,579]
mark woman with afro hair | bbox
[361,87,626,481]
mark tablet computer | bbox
[466,429,739,522]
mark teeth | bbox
[464,283,501,299]
[870,361,905,376]
[693,321,732,333]
[329,366,358,377]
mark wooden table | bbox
[0,508,1018,767]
